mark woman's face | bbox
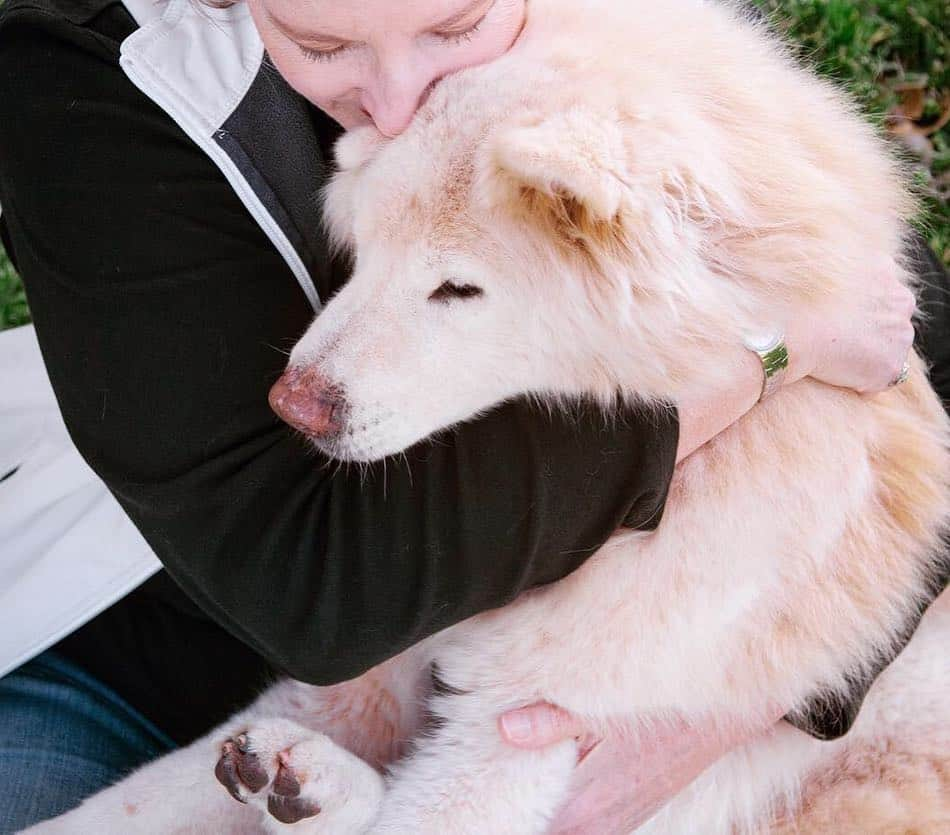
[247,0,527,137]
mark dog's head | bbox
[287,112,666,461]
[271,51,753,462]
[269,8,899,461]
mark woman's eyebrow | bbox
[266,10,349,46]
[266,0,494,46]
[433,0,494,30]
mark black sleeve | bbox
[0,6,678,685]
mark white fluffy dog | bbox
[28,0,950,832]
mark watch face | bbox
[743,331,782,353]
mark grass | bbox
[0,246,28,330]
[0,0,948,330]
[752,0,950,263]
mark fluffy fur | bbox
[29,0,950,832]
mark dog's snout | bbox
[269,367,345,438]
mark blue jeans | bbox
[0,652,176,833]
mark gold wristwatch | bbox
[743,332,789,402]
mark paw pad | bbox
[267,792,322,824]
[215,733,323,824]
[214,734,270,800]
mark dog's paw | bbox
[214,718,384,833]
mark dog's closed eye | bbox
[428,281,485,304]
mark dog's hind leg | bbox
[371,689,578,835]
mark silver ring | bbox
[889,360,911,387]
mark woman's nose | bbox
[363,62,438,138]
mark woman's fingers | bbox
[548,721,724,834]
[498,701,587,748]
[795,259,918,394]
[549,711,789,835]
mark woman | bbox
[0,0,945,830]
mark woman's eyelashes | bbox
[299,43,353,63]
[436,17,485,45]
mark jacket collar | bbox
[120,0,331,310]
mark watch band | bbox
[743,332,789,402]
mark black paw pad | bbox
[267,793,321,824]
[272,762,302,798]
[215,740,246,803]
[214,735,270,802]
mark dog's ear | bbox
[480,109,631,253]
[322,127,387,255]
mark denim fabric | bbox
[0,652,175,833]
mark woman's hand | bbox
[498,702,787,833]
[677,259,916,461]
[788,260,916,393]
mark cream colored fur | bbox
[28,0,950,833]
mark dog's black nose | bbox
[269,367,345,438]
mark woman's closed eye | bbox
[429,281,485,303]
[432,8,490,45]
[299,42,354,63]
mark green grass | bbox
[0,246,28,330]
[0,0,948,330]
[752,0,950,264]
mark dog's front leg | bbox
[19,691,386,835]
[19,705,269,835]
[21,650,428,835]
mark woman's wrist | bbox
[780,324,817,387]
[675,343,765,462]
